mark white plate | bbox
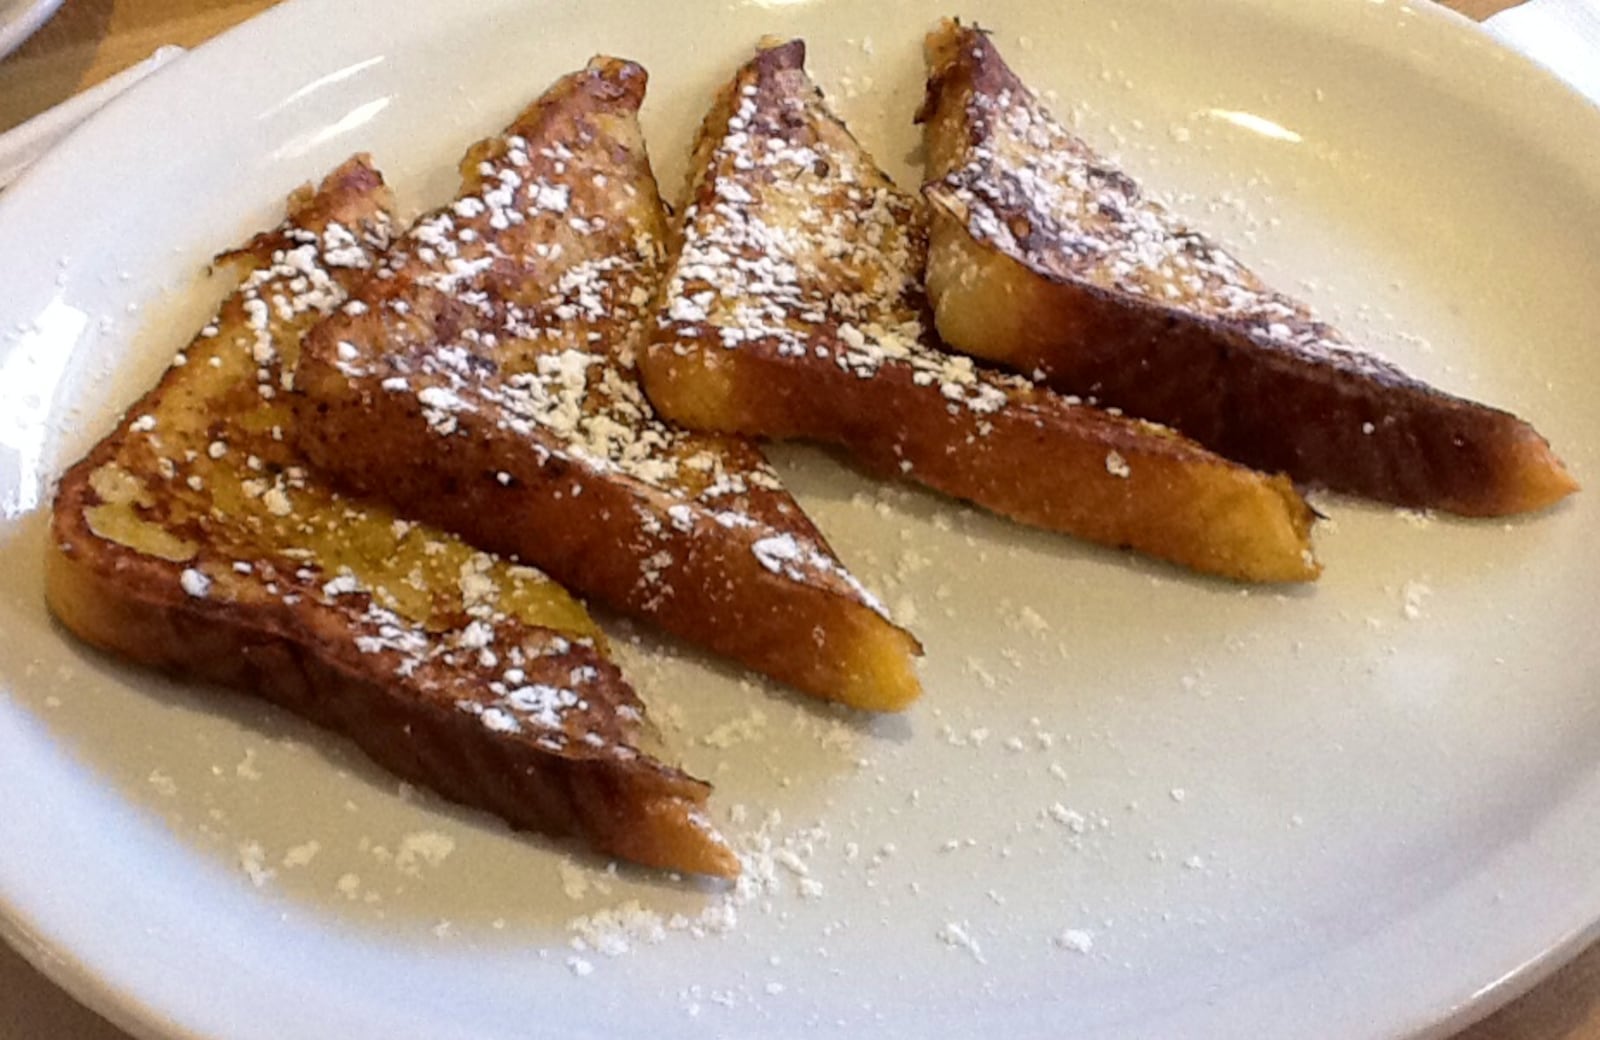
[3,1,1599,1037]
[0,0,61,59]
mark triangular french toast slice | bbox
[294,60,921,710]
[47,157,737,878]
[642,40,1318,584]
[919,20,1576,517]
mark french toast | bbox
[294,60,921,710]
[642,40,1319,584]
[46,157,738,878]
[919,20,1576,517]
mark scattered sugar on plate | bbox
[701,708,769,749]
[1401,580,1432,621]
[394,830,456,876]
[282,840,321,869]
[569,900,669,957]
[237,841,274,888]
[1054,928,1095,954]
[559,859,592,901]
[937,921,986,964]
[234,748,262,780]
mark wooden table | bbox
[0,1,1593,1038]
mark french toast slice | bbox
[919,20,1576,517]
[47,157,737,878]
[642,40,1318,584]
[294,60,921,711]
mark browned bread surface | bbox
[47,157,736,878]
[643,40,1318,584]
[919,20,1576,517]
[294,60,921,711]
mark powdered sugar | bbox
[929,29,1406,383]
[658,50,1038,421]
[311,60,891,626]
[179,567,211,598]
[563,808,828,967]
[74,161,700,864]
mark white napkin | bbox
[0,44,185,190]
[1485,0,1600,104]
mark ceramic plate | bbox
[2,1,1598,1037]
[0,0,62,59]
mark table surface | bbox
[0,0,1595,1038]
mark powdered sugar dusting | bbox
[652,41,1201,564]
[311,59,889,624]
[75,160,691,850]
[658,46,1036,420]
[563,808,828,969]
[929,28,1406,383]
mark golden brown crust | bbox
[44,539,731,876]
[47,156,736,877]
[295,58,922,711]
[919,20,1576,517]
[645,345,1316,584]
[643,40,1318,584]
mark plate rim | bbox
[3,0,1600,1037]
[0,0,65,61]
